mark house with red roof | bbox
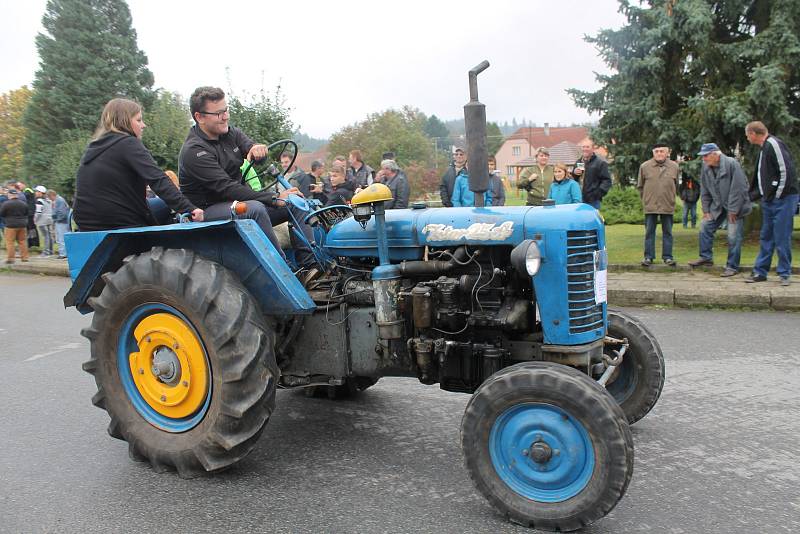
[494,125,589,182]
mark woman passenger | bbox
[73,98,203,231]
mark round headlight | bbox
[510,239,543,277]
[524,241,541,276]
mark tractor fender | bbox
[63,219,315,315]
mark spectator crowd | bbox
[0,181,70,264]
[3,89,796,287]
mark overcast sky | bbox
[1,0,625,138]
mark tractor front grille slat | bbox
[566,230,603,334]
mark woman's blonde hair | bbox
[554,162,569,177]
[93,98,142,140]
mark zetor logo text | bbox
[423,221,514,241]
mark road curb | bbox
[3,257,798,312]
[1,261,69,277]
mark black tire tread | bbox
[82,247,277,477]
[461,362,633,532]
[606,309,665,424]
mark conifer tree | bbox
[569,0,800,184]
[23,0,154,178]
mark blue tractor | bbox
[63,67,664,531]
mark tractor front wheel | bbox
[82,248,277,477]
[461,362,633,531]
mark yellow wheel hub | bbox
[128,313,209,419]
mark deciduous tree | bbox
[141,90,191,172]
[0,86,32,181]
[328,107,432,170]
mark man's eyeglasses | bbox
[198,107,229,119]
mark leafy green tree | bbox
[424,114,451,150]
[569,0,800,186]
[227,88,294,152]
[486,121,504,157]
[141,90,191,172]
[23,0,154,177]
[0,86,33,181]
[50,129,92,199]
[328,107,432,170]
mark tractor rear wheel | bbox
[81,247,277,477]
[461,362,633,531]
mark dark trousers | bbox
[682,201,697,227]
[644,213,673,261]
[753,193,798,279]
[203,200,314,266]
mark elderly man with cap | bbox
[744,121,798,285]
[688,143,752,276]
[638,143,679,266]
[374,159,409,209]
[439,147,467,207]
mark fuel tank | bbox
[323,204,603,260]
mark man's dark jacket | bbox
[0,197,30,228]
[73,133,196,231]
[179,125,278,209]
[679,173,700,204]
[572,154,612,203]
[439,164,459,207]
[348,163,374,188]
[324,185,354,207]
[749,135,798,202]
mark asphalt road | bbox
[0,273,798,534]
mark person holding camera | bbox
[572,138,612,210]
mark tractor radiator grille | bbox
[566,230,604,334]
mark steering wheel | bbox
[304,204,353,231]
[241,139,310,211]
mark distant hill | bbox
[294,132,328,153]
[442,118,594,137]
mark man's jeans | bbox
[203,200,314,266]
[644,214,673,261]
[37,224,55,254]
[753,193,799,279]
[55,222,69,257]
[682,201,697,227]
[698,211,745,270]
[587,199,601,210]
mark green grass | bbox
[605,216,800,265]
[506,190,800,266]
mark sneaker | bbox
[720,268,738,277]
[4,260,14,264]
[641,258,653,267]
[744,274,767,283]
[664,258,677,267]
[21,259,29,263]
[780,277,791,287]
[688,257,713,267]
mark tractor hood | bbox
[324,204,603,260]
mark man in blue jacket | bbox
[48,189,70,259]
[744,121,798,285]
[451,167,492,207]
